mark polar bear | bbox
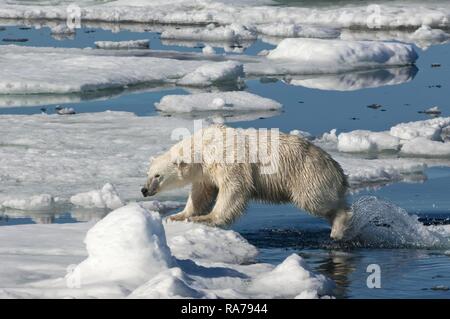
[142,125,352,240]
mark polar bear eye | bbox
[154,174,160,178]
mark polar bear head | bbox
[141,147,201,197]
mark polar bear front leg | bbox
[189,187,247,226]
[169,182,217,222]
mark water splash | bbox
[345,196,450,248]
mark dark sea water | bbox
[1,16,450,298]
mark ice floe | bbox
[0,194,56,211]
[0,203,332,298]
[267,39,417,71]
[0,46,243,94]
[95,39,150,49]
[322,117,450,157]
[155,91,281,113]
[177,61,244,87]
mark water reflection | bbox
[0,207,108,225]
[281,66,418,91]
[157,109,282,123]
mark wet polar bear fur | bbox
[142,125,352,240]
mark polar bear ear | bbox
[149,156,155,163]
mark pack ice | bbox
[0,46,244,94]
[0,0,449,30]
[0,39,417,96]
[329,117,450,157]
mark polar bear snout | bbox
[142,176,160,197]
[141,187,149,197]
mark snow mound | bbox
[66,203,174,288]
[249,254,332,299]
[155,91,281,113]
[267,39,418,70]
[95,40,150,49]
[70,183,123,210]
[166,221,258,264]
[177,61,244,87]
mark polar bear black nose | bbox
[141,187,149,197]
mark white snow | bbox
[155,91,281,113]
[177,61,244,87]
[0,203,332,299]
[267,39,418,71]
[70,183,123,210]
[95,39,150,49]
